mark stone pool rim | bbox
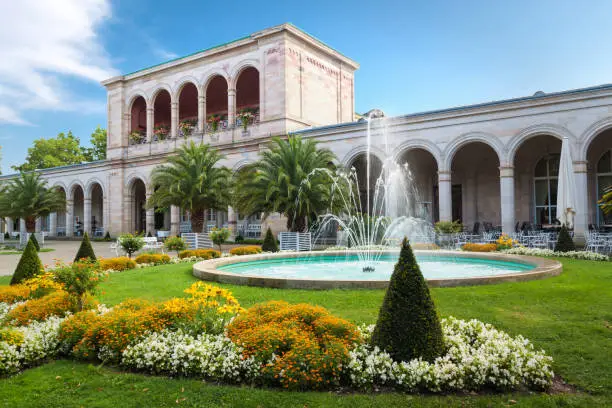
[192,250,562,290]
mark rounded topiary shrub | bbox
[371,237,444,363]
[10,239,43,285]
[554,224,575,252]
[29,234,40,252]
[261,227,279,252]
[74,232,96,262]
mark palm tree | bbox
[0,172,66,232]
[148,141,231,233]
[234,136,340,232]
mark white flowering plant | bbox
[502,247,609,261]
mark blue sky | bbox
[2,0,612,173]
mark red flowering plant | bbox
[237,110,254,131]
[153,124,170,141]
[179,119,197,137]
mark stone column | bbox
[573,161,588,240]
[49,213,57,237]
[500,166,515,234]
[198,95,206,132]
[170,205,180,236]
[34,217,41,233]
[438,170,452,222]
[66,199,74,237]
[227,88,236,128]
[145,192,155,235]
[6,218,13,235]
[171,101,178,139]
[146,107,154,142]
[19,218,26,235]
[84,197,92,236]
[228,206,237,236]
[123,113,131,146]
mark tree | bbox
[148,142,231,233]
[0,172,66,232]
[554,225,576,252]
[262,227,279,252]
[10,238,42,285]
[371,238,444,363]
[234,136,339,232]
[164,236,187,255]
[74,232,97,262]
[12,131,86,172]
[209,227,231,253]
[55,260,103,311]
[119,234,145,258]
[82,126,107,161]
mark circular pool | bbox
[193,251,562,289]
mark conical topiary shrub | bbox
[261,227,279,252]
[371,237,444,363]
[10,239,43,285]
[29,233,40,252]
[74,232,97,262]
[554,224,575,252]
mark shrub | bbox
[135,253,171,265]
[7,291,95,326]
[74,232,96,262]
[99,257,137,271]
[29,234,40,252]
[103,231,112,241]
[58,310,98,354]
[496,233,518,250]
[434,220,462,234]
[0,285,31,304]
[227,301,359,390]
[119,234,145,258]
[178,249,221,259]
[229,246,262,256]
[3,232,8,240]
[371,238,444,363]
[10,239,42,285]
[555,225,575,252]
[0,328,24,347]
[209,227,231,252]
[261,227,279,252]
[54,260,105,311]
[462,243,497,252]
[234,235,244,243]
[164,236,187,255]
[22,271,64,298]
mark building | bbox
[1,23,611,240]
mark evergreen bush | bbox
[3,232,9,240]
[29,234,40,251]
[10,239,42,285]
[371,237,444,363]
[103,231,112,242]
[261,227,279,252]
[74,232,96,262]
[234,235,244,243]
[554,224,575,252]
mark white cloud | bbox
[152,46,179,61]
[0,0,118,125]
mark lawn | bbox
[0,258,610,407]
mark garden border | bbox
[193,250,562,289]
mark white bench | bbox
[143,236,165,253]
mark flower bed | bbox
[502,247,609,261]
[461,243,497,252]
[229,246,262,256]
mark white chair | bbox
[110,238,123,256]
[143,237,165,253]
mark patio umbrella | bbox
[556,137,577,228]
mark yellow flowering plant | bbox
[496,233,519,250]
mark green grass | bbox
[1,258,611,407]
[0,248,54,255]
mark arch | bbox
[234,66,260,126]
[232,159,255,172]
[205,74,229,129]
[505,124,576,165]
[125,173,149,195]
[149,83,174,104]
[443,132,504,170]
[229,60,261,89]
[341,145,386,167]
[393,139,443,169]
[126,90,149,111]
[50,181,68,195]
[201,68,230,91]
[177,81,199,134]
[174,76,201,99]
[579,117,612,161]
[85,178,106,198]
[67,181,85,199]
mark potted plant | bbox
[179,119,196,137]
[237,110,254,132]
[153,124,170,141]
[129,130,145,144]
[207,114,221,133]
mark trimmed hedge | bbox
[10,239,43,285]
[134,253,171,265]
[261,227,279,252]
[74,232,96,262]
[461,243,497,252]
[99,257,137,272]
[229,246,262,256]
[371,238,444,363]
[29,234,40,252]
[554,225,576,252]
[178,249,221,260]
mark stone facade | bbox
[1,23,611,241]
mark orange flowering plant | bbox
[54,260,107,311]
[496,233,519,250]
[461,243,498,252]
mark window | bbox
[533,155,559,225]
[597,150,612,226]
[206,210,216,222]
